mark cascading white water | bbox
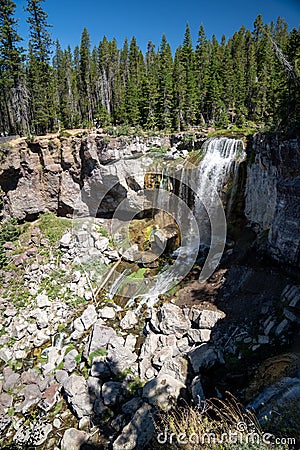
[194,137,245,217]
[124,137,245,310]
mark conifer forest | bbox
[1,0,300,136]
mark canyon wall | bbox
[0,131,299,267]
[0,133,175,220]
[245,133,300,267]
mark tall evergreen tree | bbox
[173,45,185,130]
[141,40,159,128]
[0,0,28,135]
[157,34,173,130]
[26,0,55,134]
[181,23,196,128]
[126,37,144,125]
[78,27,92,124]
[195,25,210,125]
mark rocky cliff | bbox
[245,133,300,267]
[1,131,299,268]
[0,132,179,221]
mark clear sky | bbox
[15,0,300,53]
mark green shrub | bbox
[38,212,70,246]
[0,218,20,268]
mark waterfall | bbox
[122,137,245,310]
[194,137,245,217]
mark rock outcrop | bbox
[245,134,300,267]
[0,133,173,220]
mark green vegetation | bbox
[128,268,147,279]
[1,3,299,136]
[88,348,108,365]
[38,212,70,246]
[0,218,20,268]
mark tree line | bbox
[1,0,300,136]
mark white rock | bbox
[143,373,185,411]
[73,317,85,333]
[120,311,138,330]
[36,293,51,308]
[99,306,116,319]
[81,304,97,330]
[60,232,72,247]
[113,403,154,450]
[53,418,61,429]
[33,330,49,347]
[95,237,110,251]
[84,291,93,301]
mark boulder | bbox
[113,403,154,450]
[143,373,185,411]
[160,356,188,384]
[157,303,191,337]
[84,322,116,358]
[63,375,94,418]
[36,292,51,308]
[102,381,123,406]
[80,304,98,330]
[107,342,138,376]
[187,328,211,344]
[198,310,225,329]
[188,344,223,372]
[99,306,116,319]
[120,310,138,330]
[60,428,90,450]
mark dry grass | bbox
[151,392,288,449]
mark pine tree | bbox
[157,34,173,130]
[53,40,78,128]
[219,35,233,126]
[78,27,93,125]
[126,37,144,125]
[181,23,196,128]
[252,15,275,125]
[0,0,28,135]
[112,38,128,124]
[231,26,247,125]
[141,40,159,129]
[195,25,210,125]
[205,35,222,124]
[283,27,300,131]
[244,29,257,121]
[26,0,55,134]
[173,46,185,130]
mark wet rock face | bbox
[245,134,300,267]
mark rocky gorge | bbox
[0,129,299,449]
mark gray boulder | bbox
[157,303,191,337]
[113,403,154,450]
[143,373,185,411]
[63,375,94,418]
[188,344,224,372]
[61,428,90,450]
[102,381,123,406]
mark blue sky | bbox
[15,0,300,53]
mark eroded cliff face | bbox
[1,131,299,268]
[245,134,300,267]
[0,133,173,220]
